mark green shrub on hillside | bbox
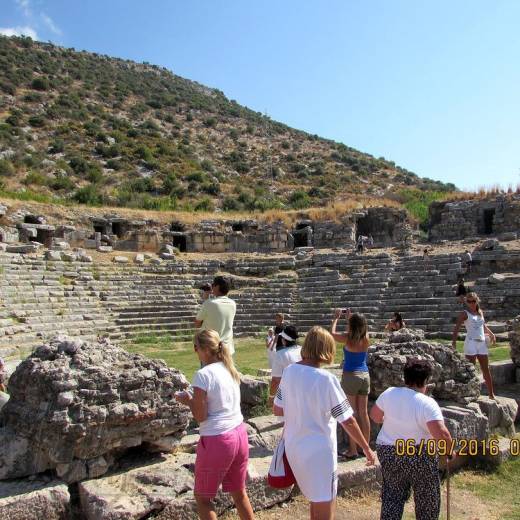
[194,196,214,211]
[397,189,450,230]
[73,183,104,205]
[288,190,311,209]
[31,77,49,91]
[0,159,15,177]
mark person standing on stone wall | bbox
[451,291,497,399]
[331,309,371,459]
[175,329,254,520]
[370,359,454,520]
[195,276,236,355]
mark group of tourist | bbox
[176,274,496,519]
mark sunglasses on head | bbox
[466,299,476,303]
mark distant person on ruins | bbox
[462,249,473,273]
[455,276,467,304]
[273,312,285,351]
[370,359,454,520]
[273,326,376,520]
[367,234,374,248]
[356,235,366,253]
[195,276,237,355]
[423,247,430,259]
[265,327,276,369]
[385,312,406,332]
[175,329,254,520]
[269,325,301,404]
[331,308,371,459]
[199,283,212,302]
[451,292,497,399]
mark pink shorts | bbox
[194,422,249,498]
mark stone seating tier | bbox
[0,249,518,359]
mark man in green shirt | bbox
[195,276,236,355]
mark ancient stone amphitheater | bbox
[0,196,519,519]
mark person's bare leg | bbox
[230,489,255,520]
[465,354,477,365]
[195,494,217,520]
[477,355,496,399]
[345,394,359,457]
[310,499,335,520]
[356,395,370,453]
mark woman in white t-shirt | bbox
[274,326,376,520]
[451,291,496,399]
[370,359,453,520]
[175,329,254,520]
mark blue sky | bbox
[1,0,519,191]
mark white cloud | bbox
[16,0,32,17]
[40,13,61,35]
[0,26,38,39]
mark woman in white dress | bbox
[273,326,376,520]
[451,292,496,399]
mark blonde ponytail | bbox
[218,341,241,384]
[194,330,241,384]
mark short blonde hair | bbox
[301,326,336,365]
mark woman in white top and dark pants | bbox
[451,291,496,399]
[274,326,376,520]
[370,359,453,520]
[175,329,254,520]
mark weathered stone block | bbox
[0,479,70,520]
[0,336,190,482]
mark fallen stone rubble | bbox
[368,330,481,404]
[0,335,190,483]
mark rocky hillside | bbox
[0,36,455,212]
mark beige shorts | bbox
[341,371,370,396]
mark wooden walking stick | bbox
[446,455,451,520]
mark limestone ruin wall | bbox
[428,194,520,242]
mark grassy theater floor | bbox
[124,335,511,381]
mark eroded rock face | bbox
[0,335,190,482]
[368,333,480,404]
[0,478,70,520]
[509,315,520,367]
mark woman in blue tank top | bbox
[331,308,370,459]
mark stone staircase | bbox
[0,247,518,361]
[292,253,395,331]
[0,254,114,359]
[87,264,200,342]
[377,253,463,337]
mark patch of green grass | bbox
[451,457,520,519]
[125,335,270,380]
[58,275,72,285]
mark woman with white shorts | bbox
[451,292,496,399]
